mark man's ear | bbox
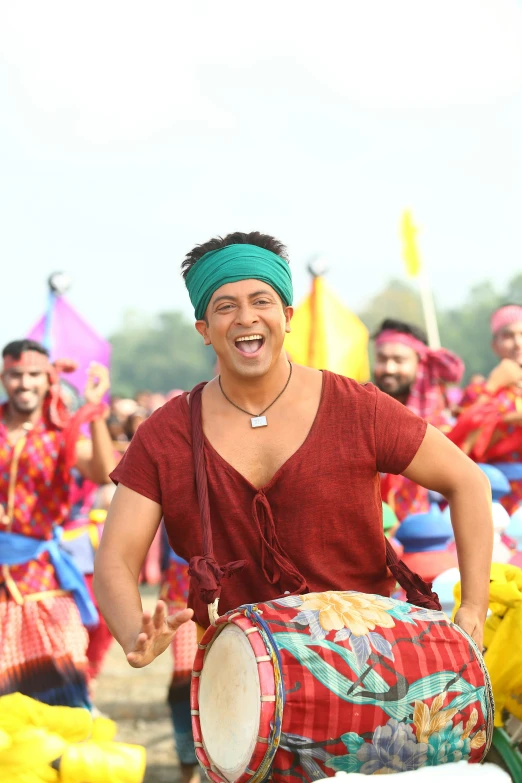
[195,320,211,346]
[284,306,294,334]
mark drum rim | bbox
[450,621,495,757]
[191,605,284,783]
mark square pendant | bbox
[251,416,268,428]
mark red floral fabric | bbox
[459,382,522,514]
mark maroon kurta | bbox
[111,371,427,627]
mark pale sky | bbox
[1,0,522,342]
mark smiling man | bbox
[95,231,492,676]
[0,339,114,707]
[372,319,465,520]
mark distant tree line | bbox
[109,310,215,398]
[109,273,522,396]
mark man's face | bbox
[373,341,419,399]
[195,279,293,378]
[492,321,522,365]
[1,364,50,414]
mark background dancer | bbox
[453,304,522,514]
[373,318,464,520]
[0,339,114,707]
[62,474,116,695]
[95,232,492,673]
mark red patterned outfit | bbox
[377,331,464,522]
[0,409,90,706]
[160,552,198,766]
[62,472,114,682]
[452,381,522,515]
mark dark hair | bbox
[181,231,289,280]
[2,339,49,360]
[371,318,428,345]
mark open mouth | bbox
[234,334,265,356]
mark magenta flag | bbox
[27,295,111,398]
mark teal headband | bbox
[185,244,293,320]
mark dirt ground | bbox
[94,586,182,783]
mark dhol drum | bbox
[191,590,494,783]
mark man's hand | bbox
[126,600,194,668]
[454,604,485,651]
[486,359,522,394]
[84,362,110,406]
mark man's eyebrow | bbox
[213,294,238,304]
[212,290,273,304]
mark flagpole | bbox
[306,258,328,367]
[43,288,57,354]
[44,272,72,356]
[418,270,441,350]
[400,210,441,350]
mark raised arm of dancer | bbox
[93,484,193,667]
[76,363,116,484]
[403,424,493,649]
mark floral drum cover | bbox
[192,590,494,781]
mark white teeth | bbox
[235,335,263,342]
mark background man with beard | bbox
[451,304,522,514]
[0,338,114,707]
[372,318,464,520]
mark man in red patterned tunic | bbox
[372,319,464,521]
[0,339,114,707]
[450,304,522,514]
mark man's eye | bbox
[255,299,270,305]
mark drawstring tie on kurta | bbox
[251,490,308,593]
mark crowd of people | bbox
[1,230,521,779]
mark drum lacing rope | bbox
[244,606,285,783]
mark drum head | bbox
[199,623,261,782]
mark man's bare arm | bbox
[402,424,493,648]
[75,363,115,484]
[93,484,192,667]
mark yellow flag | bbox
[285,275,370,382]
[401,210,422,278]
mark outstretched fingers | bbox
[126,632,150,666]
[166,607,194,632]
[152,600,167,630]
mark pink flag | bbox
[27,295,111,398]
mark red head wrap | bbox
[2,350,78,429]
[375,330,464,419]
[490,305,522,336]
[2,350,106,469]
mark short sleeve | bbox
[110,426,162,505]
[374,386,427,474]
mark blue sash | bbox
[169,550,188,566]
[0,527,98,626]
